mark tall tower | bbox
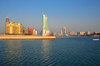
[5,16,10,34]
[62,26,66,36]
[6,16,10,23]
[63,26,66,34]
[42,14,48,36]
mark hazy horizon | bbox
[0,0,100,34]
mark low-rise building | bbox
[79,32,85,36]
[69,31,77,36]
[23,27,29,35]
[85,31,91,35]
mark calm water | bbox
[0,37,100,66]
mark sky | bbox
[0,0,100,34]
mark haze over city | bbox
[0,0,100,34]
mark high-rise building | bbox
[42,14,48,36]
[61,26,67,36]
[42,14,54,36]
[62,26,66,35]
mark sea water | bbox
[0,37,100,66]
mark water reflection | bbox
[41,40,51,62]
[5,40,22,64]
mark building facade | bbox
[5,17,23,35]
[70,31,77,36]
[79,32,85,36]
[42,14,54,36]
[42,14,48,36]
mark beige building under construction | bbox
[5,17,23,35]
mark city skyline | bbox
[0,0,100,33]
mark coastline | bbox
[0,35,56,40]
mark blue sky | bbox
[0,0,100,33]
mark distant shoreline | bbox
[57,35,100,37]
[0,35,56,40]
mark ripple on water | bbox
[0,37,100,66]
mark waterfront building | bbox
[58,34,63,36]
[79,32,85,36]
[5,17,23,35]
[23,27,29,35]
[62,26,67,35]
[85,31,91,35]
[42,14,54,36]
[45,30,54,36]
[61,30,63,36]
[60,26,67,36]
[91,32,100,37]
[34,29,37,35]
[6,16,10,22]
[5,16,10,34]
[70,31,77,36]
[28,28,38,35]
[65,33,69,36]
[94,32,100,34]
[28,28,33,35]
[42,14,48,36]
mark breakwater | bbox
[0,35,56,40]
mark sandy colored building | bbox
[5,17,23,35]
[70,31,77,36]
[79,32,85,36]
